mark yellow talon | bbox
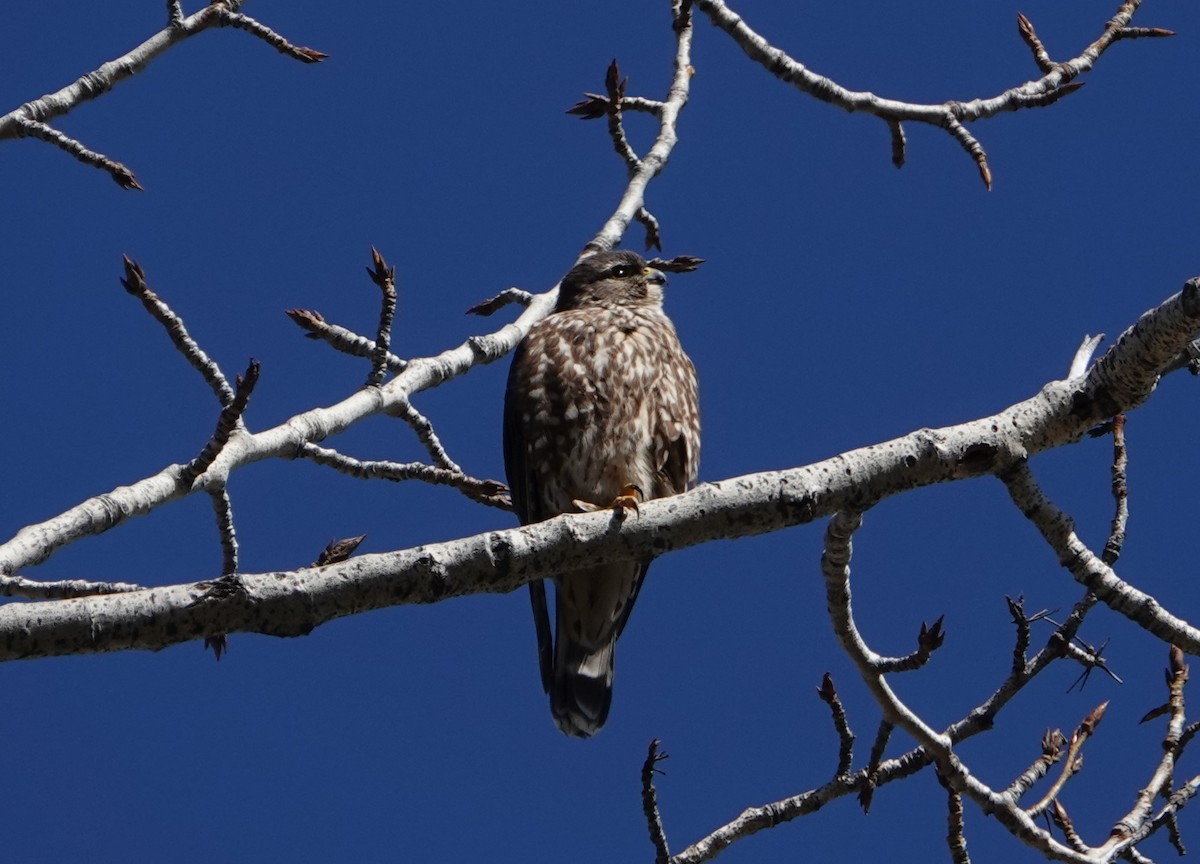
[611,483,643,517]
[573,483,644,517]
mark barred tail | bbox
[550,638,615,739]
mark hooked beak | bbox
[643,266,667,286]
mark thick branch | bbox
[1,280,1198,655]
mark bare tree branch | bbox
[286,307,409,372]
[210,488,238,576]
[1,276,1197,651]
[0,4,324,186]
[642,739,671,864]
[820,509,1097,863]
[583,0,694,253]
[365,248,398,389]
[1103,414,1130,565]
[816,673,855,779]
[1001,461,1200,653]
[121,255,235,406]
[298,443,510,510]
[2,3,1196,863]
[692,0,1167,185]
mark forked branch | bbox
[692,0,1170,187]
[0,4,325,187]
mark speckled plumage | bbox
[503,250,700,737]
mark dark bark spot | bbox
[959,443,999,475]
[780,494,816,525]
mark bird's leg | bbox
[573,483,644,517]
[610,482,643,516]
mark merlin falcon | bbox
[503,249,701,737]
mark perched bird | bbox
[503,249,700,737]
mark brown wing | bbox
[503,338,554,693]
[655,343,701,496]
[615,334,700,640]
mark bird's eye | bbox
[609,264,636,278]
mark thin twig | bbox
[465,288,534,317]
[210,488,238,575]
[1103,414,1129,565]
[285,308,409,372]
[671,587,1104,864]
[821,509,1094,862]
[816,673,855,778]
[641,739,670,864]
[121,256,234,405]
[1026,702,1109,819]
[1051,801,1091,853]
[299,443,511,510]
[692,0,1161,186]
[566,94,664,119]
[394,400,464,474]
[1166,812,1187,856]
[1102,647,1189,855]
[859,719,893,813]
[365,248,398,388]
[876,616,945,673]
[1003,729,1066,802]
[637,206,663,252]
[887,119,905,168]
[15,117,141,189]
[584,0,694,253]
[209,6,328,63]
[1,4,324,184]
[944,118,992,190]
[1016,12,1055,74]
[603,60,640,170]
[1007,595,1031,674]
[1141,776,1200,854]
[1113,26,1175,42]
[1000,459,1200,653]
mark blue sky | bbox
[3,2,1199,862]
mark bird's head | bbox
[555,250,667,312]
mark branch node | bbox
[181,358,260,486]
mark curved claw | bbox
[612,483,644,517]
[573,483,645,517]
